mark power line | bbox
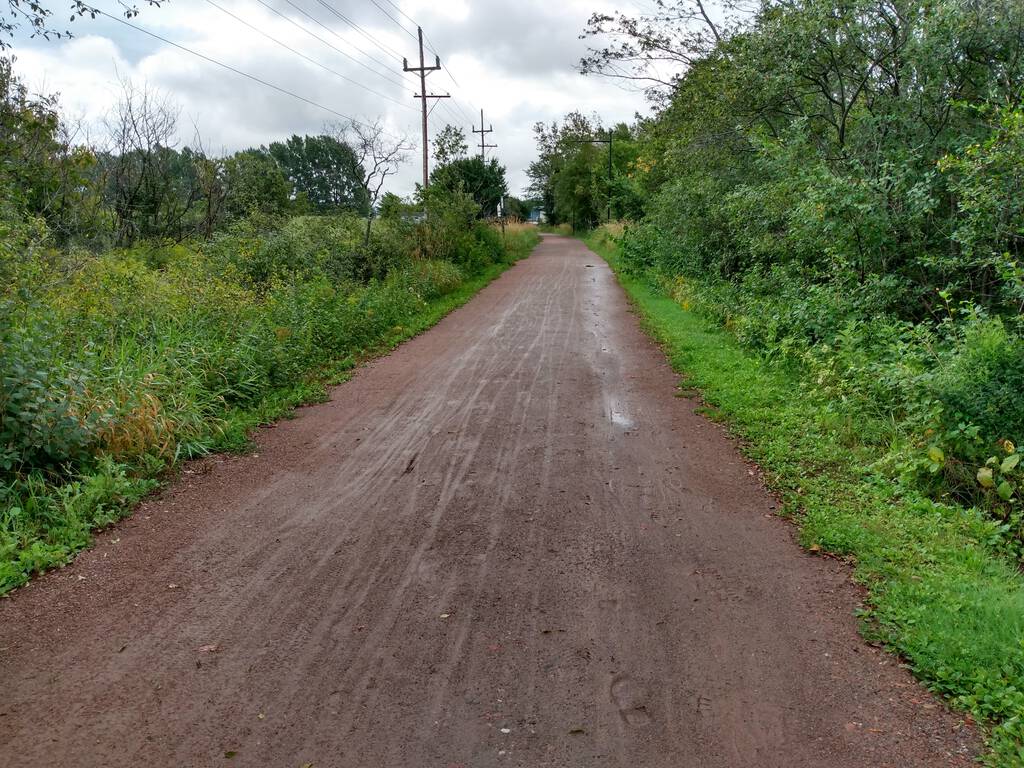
[253,0,408,91]
[367,0,417,40]
[381,0,424,42]
[422,30,458,83]
[94,10,397,134]
[313,0,405,61]
[447,96,473,123]
[202,0,414,111]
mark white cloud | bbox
[11,0,651,196]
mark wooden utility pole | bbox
[403,26,449,188]
[472,109,496,160]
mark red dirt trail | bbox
[0,235,976,767]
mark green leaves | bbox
[997,481,1015,502]
[1002,453,1020,474]
[978,466,996,488]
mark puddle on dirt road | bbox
[604,395,635,429]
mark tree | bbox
[578,0,739,100]
[527,112,605,227]
[0,57,102,245]
[223,149,291,219]
[433,124,468,166]
[268,134,368,215]
[332,118,411,245]
[503,196,530,220]
[99,78,202,245]
[2,0,162,50]
[430,156,508,218]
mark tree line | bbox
[1,59,527,254]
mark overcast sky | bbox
[11,0,652,197]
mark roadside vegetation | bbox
[529,0,1024,761]
[0,60,539,593]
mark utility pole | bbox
[472,109,496,160]
[403,26,449,188]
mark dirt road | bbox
[0,235,974,767]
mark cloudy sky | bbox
[10,0,653,197]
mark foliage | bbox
[0,207,539,592]
[432,124,469,166]
[528,114,642,228]
[0,58,105,246]
[267,134,369,215]
[1,0,161,49]
[223,149,292,220]
[430,156,508,217]
[429,123,509,218]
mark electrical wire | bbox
[94,9,401,135]
[202,0,414,110]
[253,0,409,91]
[380,0,423,41]
[367,0,417,40]
[314,0,406,61]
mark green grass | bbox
[585,231,1024,765]
[1,230,540,594]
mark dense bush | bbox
[618,210,1024,539]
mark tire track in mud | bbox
[0,235,976,767]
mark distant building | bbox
[528,208,547,224]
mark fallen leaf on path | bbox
[197,644,220,653]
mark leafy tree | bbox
[377,191,407,220]
[433,124,469,165]
[503,196,530,220]
[430,156,508,218]
[0,57,104,245]
[527,111,597,225]
[527,114,641,227]
[2,0,162,49]
[574,0,1024,311]
[268,134,368,215]
[224,149,291,219]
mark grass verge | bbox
[585,231,1024,765]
